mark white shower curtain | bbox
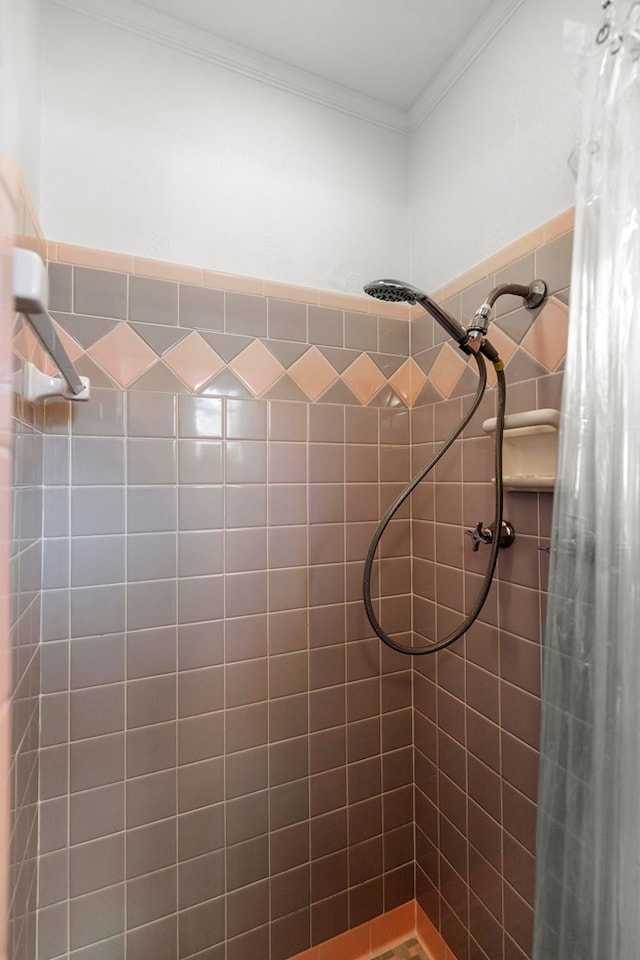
[533,9,640,959]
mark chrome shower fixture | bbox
[466,280,547,341]
[363,278,475,356]
[361,273,549,657]
[363,277,547,359]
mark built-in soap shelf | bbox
[482,408,560,492]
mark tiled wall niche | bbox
[23,208,573,960]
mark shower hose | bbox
[362,350,506,656]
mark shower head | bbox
[364,277,473,355]
[363,279,427,305]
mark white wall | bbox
[40,4,409,293]
[409,0,595,290]
[0,0,42,205]
[40,0,598,293]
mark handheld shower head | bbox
[364,277,472,355]
[363,279,427,305]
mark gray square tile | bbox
[71,684,125,740]
[70,833,125,898]
[69,883,125,951]
[178,440,223,484]
[71,634,125,689]
[225,293,267,338]
[127,865,177,928]
[127,392,176,438]
[178,486,223,530]
[127,439,176,484]
[71,585,125,638]
[72,438,125,485]
[71,389,125,437]
[178,666,224,719]
[126,819,176,879]
[71,536,125,587]
[127,533,176,582]
[308,306,343,347]
[74,267,127,320]
[48,262,73,312]
[72,488,125,536]
[127,675,176,728]
[179,285,224,331]
[127,580,176,631]
[70,732,124,793]
[37,901,68,960]
[129,276,178,325]
[127,626,176,680]
[128,487,177,534]
[178,575,223,624]
[126,914,177,960]
[126,769,176,829]
[178,396,223,438]
[178,531,223,578]
[127,722,176,778]
[69,783,124,845]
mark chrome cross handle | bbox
[465,520,516,552]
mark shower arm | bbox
[466,280,547,341]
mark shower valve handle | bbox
[465,520,516,552]
[465,521,493,552]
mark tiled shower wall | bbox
[35,264,417,960]
[7,178,43,960]
[411,229,573,960]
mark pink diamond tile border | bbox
[521,296,568,372]
[389,358,427,406]
[88,323,157,388]
[229,340,285,397]
[342,353,386,405]
[428,343,467,398]
[163,331,225,392]
[288,346,338,401]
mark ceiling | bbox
[133,0,501,110]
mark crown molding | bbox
[48,0,410,136]
[49,0,526,138]
[408,0,527,133]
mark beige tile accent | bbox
[88,324,156,388]
[317,290,368,313]
[367,298,411,321]
[229,340,285,397]
[204,270,264,296]
[428,344,467,398]
[341,353,387,405]
[389,358,427,407]
[263,279,319,304]
[56,242,136,274]
[542,208,575,243]
[163,332,225,392]
[134,257,203,285]
[521,296,569,372]
[288,346,338,401]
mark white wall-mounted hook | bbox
[14,362,90,404]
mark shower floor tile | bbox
[373,938,428,960]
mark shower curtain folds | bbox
[534,18,640,960]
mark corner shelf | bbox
[482,408,560,492]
